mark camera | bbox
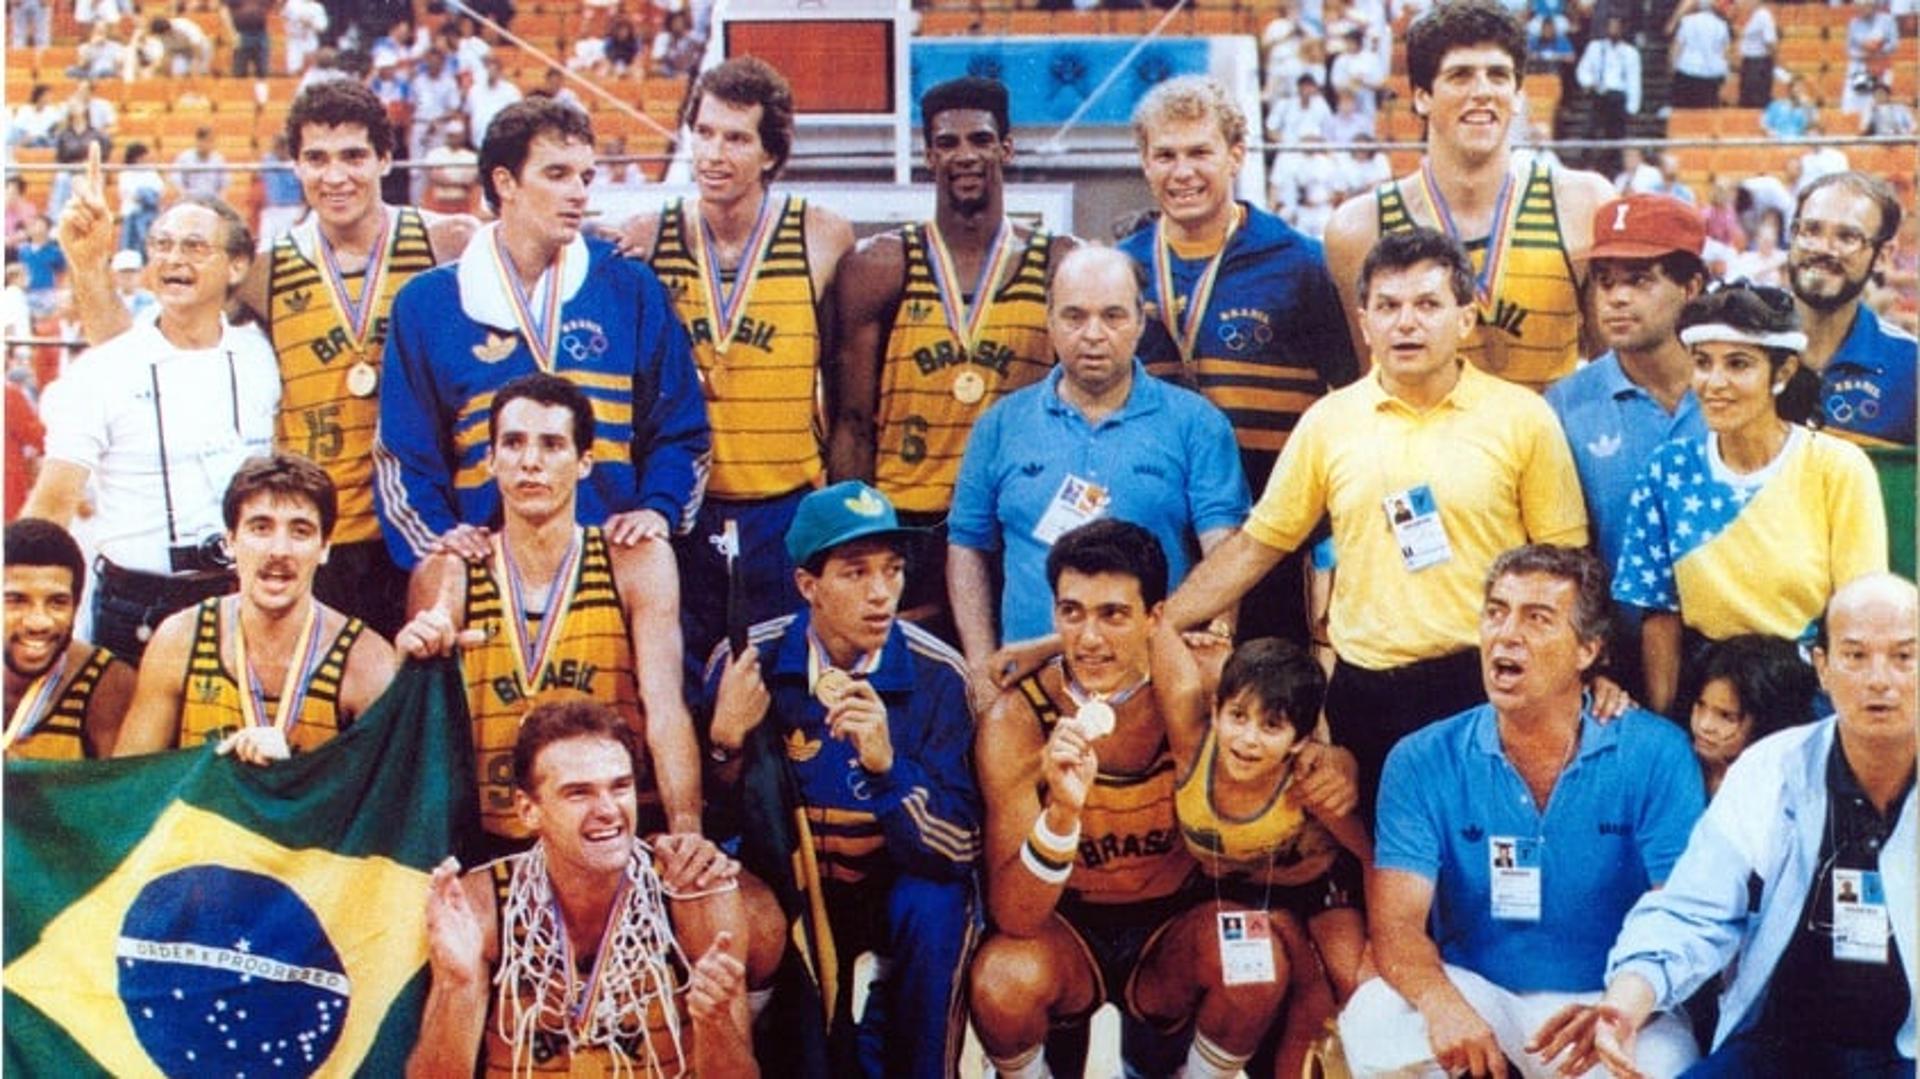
[170,534,234,575]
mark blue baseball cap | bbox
[785,481,922,566]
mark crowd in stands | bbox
[1,1,1917,1077]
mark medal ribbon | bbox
[230,597,326,732]
[1,651,70,750]
[805,628,882,696]
[690,195,781,356]
[1153,203,1243,366]
[491,230,567,371]
[553,869,632,1036]
[924,218,1017,357]
[314,207,393,353]
[1059,656,1151,708]
[494,529,583,691]
[1416,159,1519,314]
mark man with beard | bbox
[2,519,135,759]
[830,76,1075,641]
[1783,172,1914,448]
[1783,171,1915,574]
[113,453,400,762]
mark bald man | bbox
[944,244,1249,696]
[1549,574,1917,1078]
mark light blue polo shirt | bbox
[1545,352,1706,575]
[947,360,1250,642]
[1375,703,1706,993]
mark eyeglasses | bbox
[144,235,219,261]
[1789,220,1877,257]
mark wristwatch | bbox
[1207,617,1235,641]
[707,741,740,764]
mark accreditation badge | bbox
[1833,869,1891,964]
[1216,910,1277,986]
[1488,835,1542,922]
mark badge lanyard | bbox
[1415,159,1519,315]
[491,230,567,371]
[1,651,70,750]
[689,195,781,357]
[924,217,1016,358]
[493,530,583,691]
[1152,203,1243,366]
[229,597,327,732]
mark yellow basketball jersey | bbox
[650,195,825,500]
[269,206,437,544]
[1017,675,1195,904]
[1174,728,1339,887]
[177,598,365,753]
[461,527,655,842]
[1377,156,1581,392]
[874,223,1055,514]
[482,856,691,1078]
[5,646,118,761]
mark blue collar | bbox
[1469,701,1621,764]
[1042,358,1164,423]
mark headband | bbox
[1679,323,1807,352]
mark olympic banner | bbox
[2,659,475,1078]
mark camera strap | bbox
[147,349,241,551]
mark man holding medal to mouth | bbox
[700,479,981,1079]
[61,80,480,641]
[829,75,1076,643]
[971,519,1287,1079]
[112,452,401,764]
[374,97,710,574]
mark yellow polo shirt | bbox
[1246,362,1588,670]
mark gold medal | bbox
[1075,699,1115,739]
[814,668,855,707]
[346,359,378,398]
[952,369,986,405]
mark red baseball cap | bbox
[1580,194,1707,262]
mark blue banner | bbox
[910,38,1214,127]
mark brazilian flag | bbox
[3,659,475,1077]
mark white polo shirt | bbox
[40,318,278,574]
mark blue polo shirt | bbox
[1546,352,1706,574]
[1375,703,1705,993]
[1820,304,1917,447]
[948,360,1249,642]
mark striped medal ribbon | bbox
[1153,203,1244,366]
[690,195,781,356]
[491,230,568,372]
[313,206,394,354]
[230,597,327,732]
[1416,157,1521,316]
[493,530,584,693]
[924,217,1017,357]
[1,651,70,751]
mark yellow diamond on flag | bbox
[5,802,428,1077]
